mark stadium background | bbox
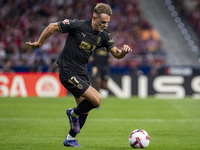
[0,0,200,98]
[1,1,200,150]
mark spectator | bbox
[0,60,15,73]
[0,0,166,74]
[0,43,6,65]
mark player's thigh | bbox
[94,76,102,85]
[102,66,110,81]
[82,86,102,107]
[101,80,108,89]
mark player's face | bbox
[93,13,110,32]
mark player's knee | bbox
[93,95,102,107]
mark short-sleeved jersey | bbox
[57,19,115,81]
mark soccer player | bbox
[91,47,111,98]
[26,3,132,147]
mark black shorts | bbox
[60,74,91,98]
[92,65,110,81]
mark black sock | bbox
[79,113,88,128]
[73,99,96,115]
[69,114,88,137]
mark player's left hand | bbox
[122,44,132,54]
[25,41,42,49]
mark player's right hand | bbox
[25,41,42,49]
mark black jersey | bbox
[92,47,109,66]
[57,19,115,81]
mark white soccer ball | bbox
[129,129,150,148]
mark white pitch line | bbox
[0,118,200,122]
[89,118,200,122]
[90,118,163,122]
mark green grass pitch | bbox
[0,95,200,150]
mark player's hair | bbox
[93,3,112,17]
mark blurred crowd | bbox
[172,0,200,40]
[0,0,167,75]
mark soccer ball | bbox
[129,129,150,148]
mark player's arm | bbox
[25,22,60,49]
[109,45,132,59]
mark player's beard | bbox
[98,26,105,32]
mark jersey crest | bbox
[97,37,101,44]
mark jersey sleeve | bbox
[102,31,116,51]
[58,19,80,33]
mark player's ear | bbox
[92,15,96,20]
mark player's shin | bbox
[73,99,97,116]
[68,113,88,138]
